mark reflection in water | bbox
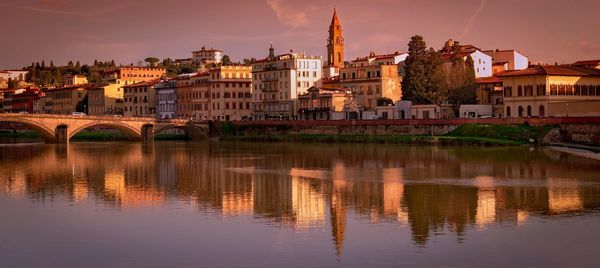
[1,142,600,259]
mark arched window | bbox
[518,106,524,117]
[506,106,511,117]
[539,105,545,117]
[527,106,532,117]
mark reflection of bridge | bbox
[0,113,209,143]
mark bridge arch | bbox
[0,118,58,143]
[68,121,143,141]
[154,124,188,136]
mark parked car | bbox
[71,112,86,116]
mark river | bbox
[1,141,599,267]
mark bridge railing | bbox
[226,117,600,127]
[0,113,196,124]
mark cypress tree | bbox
[402,35,430,104]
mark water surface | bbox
[1,142,599,267]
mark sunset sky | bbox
[1,0,599,69]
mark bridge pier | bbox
[56,125,68,144]
[142,124,154,143]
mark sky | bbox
[1,0,599,69]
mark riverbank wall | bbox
[213,117,600,146]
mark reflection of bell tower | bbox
[330,189,346,257]
[327,8,344,68]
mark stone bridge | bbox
[0,113,209,143]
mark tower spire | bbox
[327,8,344,68]
[268,42,275,59]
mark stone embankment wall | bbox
[216,117,600,146]
[557,124,600,146]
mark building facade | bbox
[0,87,43,113]
[155,79,177,119]
[476,76,504,117]
[483,49,529,73]
[123,79,160,118]
[0,70,28,81]
[187,73,211,120]
[87,83,123,116]
[192,47,223,65]
[297,86,350,120]
[101,66,165,86]
[63,74,88,86]
[44,84,90,114]
[251,45,323,120]
[441,39,492,78]
[208,66,253,121]
[339,64,401,110]
[175,75,194,119]
[498,65,600,117]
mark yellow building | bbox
[188,72,211,120]
[297,86,351,120]
[123,79,160,118]
[476,76,504,117]
[101,66,166,86]
[63,74,88,86]
[88,83,123,116]
[209,66,252,121]
[339,64,401,110]
[44,84,90,114]
[497,65,600,117]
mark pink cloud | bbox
[266,0,309,28]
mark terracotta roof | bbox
[122,79,162,88]
[476,76,502,84]
[192,48,222,53]
[572,59,600,66]
[43,83,93,91]
[495,65,600,77]
[351,52,406,62]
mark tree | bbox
[424,48,446,105]
[222,55,231,65]
[145,57,160,67]
[76,94,88,114]
[7,78,18,89]
[445,56,477,115]
[402,35,430,104]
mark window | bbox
[503,86,512,97]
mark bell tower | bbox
[327,8,344,68]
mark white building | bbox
[192,47,223,64]
[459,104,493,118]
[441,39,492,78]
[0,70,29,81]
[350,51,408,67]
[482,49,529,74]
[251,44,323,120]
[155,79,177,119]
